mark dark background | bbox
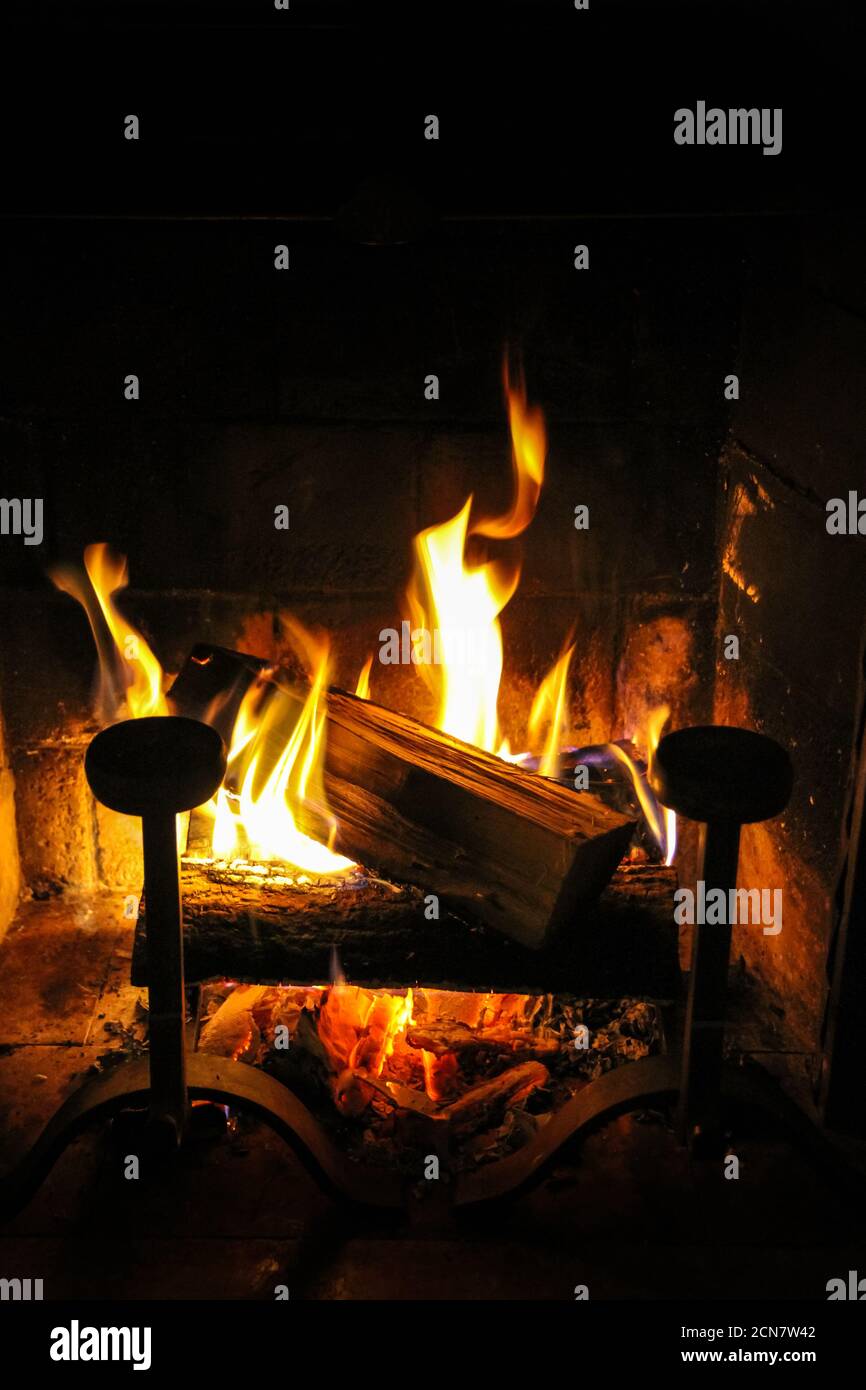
[1,0,861,598]
[0,0,861,221]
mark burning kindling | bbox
[197,979,662,1172]
[198,622,354,877]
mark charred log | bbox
[133,857,681,997]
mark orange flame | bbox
[203,622,354,875]
[311,981,549,1109]
[318,984,415,1081]
[476,361,546,541]
[49,543,168,721]
[607,706,677,865]
[354,655,373,700]
[527,643,574,778]
[405,362,546,753]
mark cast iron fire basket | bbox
[3,710,845,1220]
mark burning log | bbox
[320,688,636,947]
[132,857,680,997]
[169,645,636,949]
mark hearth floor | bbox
[0,893,864,1301]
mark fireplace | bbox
[1,4,865,1307]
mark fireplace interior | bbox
[1,54,865,1297]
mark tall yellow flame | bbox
[49,543,168,721]
[406,364,546,753]
[528,643,575,778]
[206,623,353,875]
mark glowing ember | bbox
[198,978,662,1157]
[316,983,418,1112]
[320,984,415,1078]
[274,979,552,1108]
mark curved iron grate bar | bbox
[2,1051,860,1220]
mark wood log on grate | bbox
[132,855,680,998]
[168,644,636,949]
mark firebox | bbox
[1,5,865,1305]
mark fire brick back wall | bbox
[718,218,866,1056]
[0,702,21,940]
[0,216,738,899]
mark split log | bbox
[169,644,636,949]
[321,689,635,947]
[132,857,681,998]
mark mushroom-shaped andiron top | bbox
[85,716,226,818]
[648,723,794,1152]
[649,725,793,827]
[84,715,226,1149]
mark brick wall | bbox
[717,218,866,1052]
[0,215,739,894]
